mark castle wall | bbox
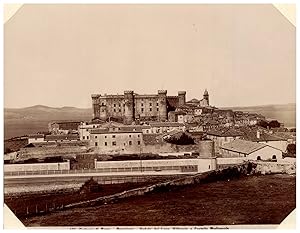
[134,96,159,120]
[92,90,186,122]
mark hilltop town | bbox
[4,89,296,165]
[4,89,296,226]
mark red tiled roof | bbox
[45,134,79,140]
[207,128,243,137]
[220,139,267,155]
[149,122,184,127]
[28,134,44,138]
[90,128,142,134]
[238,127,286,142]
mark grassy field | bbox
[5,181,155,219]
[22,174,295,227]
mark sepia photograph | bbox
[2,2,296,229]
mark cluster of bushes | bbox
[164,133,195,145]
[257,120,281,129]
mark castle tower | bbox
[91,94,100,119]
[158,90,167,121]
[178,91,186,106]
[99,100,107,121]
[124,90,135,124]
[203,89,209,106]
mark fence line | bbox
[4,166,194,177]
[6,173,179,218]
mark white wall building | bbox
[78,122,102,141]
[220,139,283,161]
[28,134,45,144]
[148,122,185,134]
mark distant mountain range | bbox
[5,105,93,122]
[4,103,296,139]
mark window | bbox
[157,102,159,106]
[114,109,116,112]
[257,156,261,160]
[138,134,140,137]
[119,104,121,107]
[157,108,159,111]
[149,103,152,106]
[141,103,144,107]
[150,108,152,111]
[93,125,95,128]
[141,108,144,112]
[105,136,107,138]
[112,141,116,146]
[129,135,131,138]
[104,142,107,146]
[83,136,85,140]
[95,136,97,139]
[95,142,98,146]
[112,135,116,138]
[86,129,88,131]
[119,109,121,112]
[129,141,132,146]
[114,104,116,107]
[138,141,140,145]
[87,136,89,139]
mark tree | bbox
[268,120,281,128]
[165,133,195,145]
[257,120,269,129]
[287,144,296,155]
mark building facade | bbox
[89,128,144,153]
[220,139,283,161]
[91,90,187,124]
[28,134,45,144]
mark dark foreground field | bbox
[5,181,158,219]
[22,174,295,227]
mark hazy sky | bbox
[4,4,295,108]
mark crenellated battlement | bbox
[91,94,101,98]
[91,89,191,122]
[124,90,134,94]
[158,90,167,94]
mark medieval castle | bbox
[91,90,209,124]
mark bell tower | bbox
[203,89,209,106]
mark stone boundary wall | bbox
[216,157,246,165]
[19,146,87,159]
[64,163,251,210]
[4,161,70,172]
[254,161,296,175]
